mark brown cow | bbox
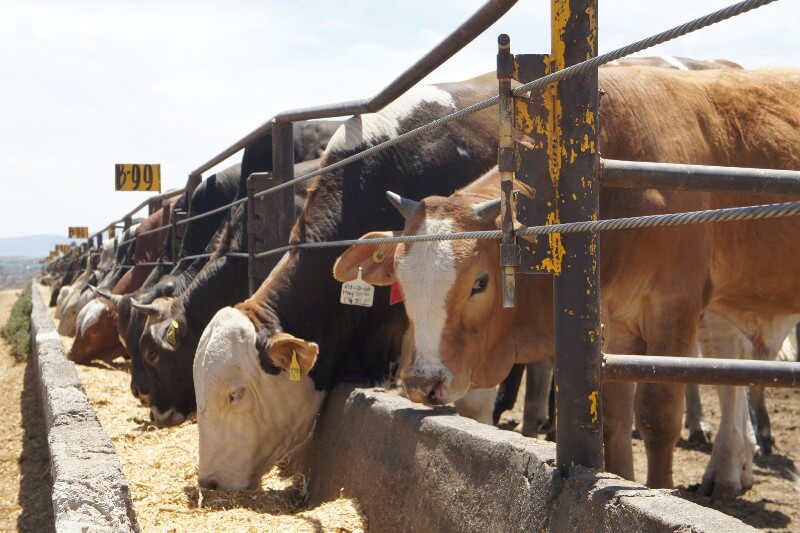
[68,205,174,363]
[334,67,800,499]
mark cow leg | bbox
[685,383,712,444]
[492,364,524,425]
[748,385,773,455]
[454,387,498,425]
[520,361,552,437]
[636,305,698,489]
[697,384,756,500]
[602,325,641,481]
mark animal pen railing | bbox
[44,0,800,473]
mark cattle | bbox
[192,73,503,491]
[60,206,173,340]
[119,121,339,407]
[333,67,800,499]
[133,157,319,425]
[495,56,745,440]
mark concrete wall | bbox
[30,282,139,532]
[299,386,756,533]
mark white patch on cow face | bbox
[396,218,457,389]
[456,147,469,158]
[76,299,105,337]
[325,85,456,153]
[194,307,325,491]
[660,55,689,71]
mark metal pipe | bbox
[552,0,604,473]
[603,354,800,387]
[189,0,519,177]
[601,159,800,195]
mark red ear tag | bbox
[389,282,404,305]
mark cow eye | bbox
[470,273,489,297]
[145,350,159,366]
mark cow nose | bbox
[404,376,445,405]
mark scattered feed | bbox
[42,286,366,532]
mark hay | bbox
[40,285,366,532]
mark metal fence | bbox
[43,0,800,475]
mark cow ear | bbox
[155,316,187,351]
[266,332,318,376]
[333,231,398,286]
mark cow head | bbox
[333,183,525,406]
[194,307,322,491]
[68,297,125,364]
[118,282,175,404]
[135,304,195,426]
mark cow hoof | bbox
[759,435,774,455]
[696,476,742,501]
[688,427,713,445]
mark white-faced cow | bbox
[334,67,800,499]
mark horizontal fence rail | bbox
[604,354,800,387]
[602,159,800,195]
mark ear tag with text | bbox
[166,320,179,347]
[389,281,404,305]
[289,350,301,382]
[340,267,374,307]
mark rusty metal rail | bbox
[602,159,800,195]
[604,354,800,387]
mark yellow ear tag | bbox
[288,350,301,382]
[166,320,179,347]
[371,250,385,263]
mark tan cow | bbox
[333,67,800,498]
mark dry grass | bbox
[40,285,366,532]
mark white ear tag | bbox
[340,267,374,307]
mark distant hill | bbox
[0,234,74,258]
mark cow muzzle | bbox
[403,375,446,405]
[150,406,186,427]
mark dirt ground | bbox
[42,285,366,532]
[0,289,55,532]
[500,376,800,532]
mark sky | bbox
[0,0,797,240]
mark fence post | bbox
[270,121,296,264]
[497,34,519,308]
[186,174,202,217]
[171,209,187,264]
[552,0,604,473]
[246,174,270,294]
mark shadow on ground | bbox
[17,357,55,531]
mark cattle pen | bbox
[36,0,800,531]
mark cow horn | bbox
[386,191,420,220]
[88,284,111,298]
[473,198,502,222]
[130,298,161,316]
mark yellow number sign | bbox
[68,227,89,239]
[115,164,161,192]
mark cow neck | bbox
[247,141,494,387]
[179,204,249,330]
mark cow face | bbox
[125,296,174,404]
[194,307,323,491]
[69,298,123,364]
[139,311,195,426]
[334,190,515,406]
